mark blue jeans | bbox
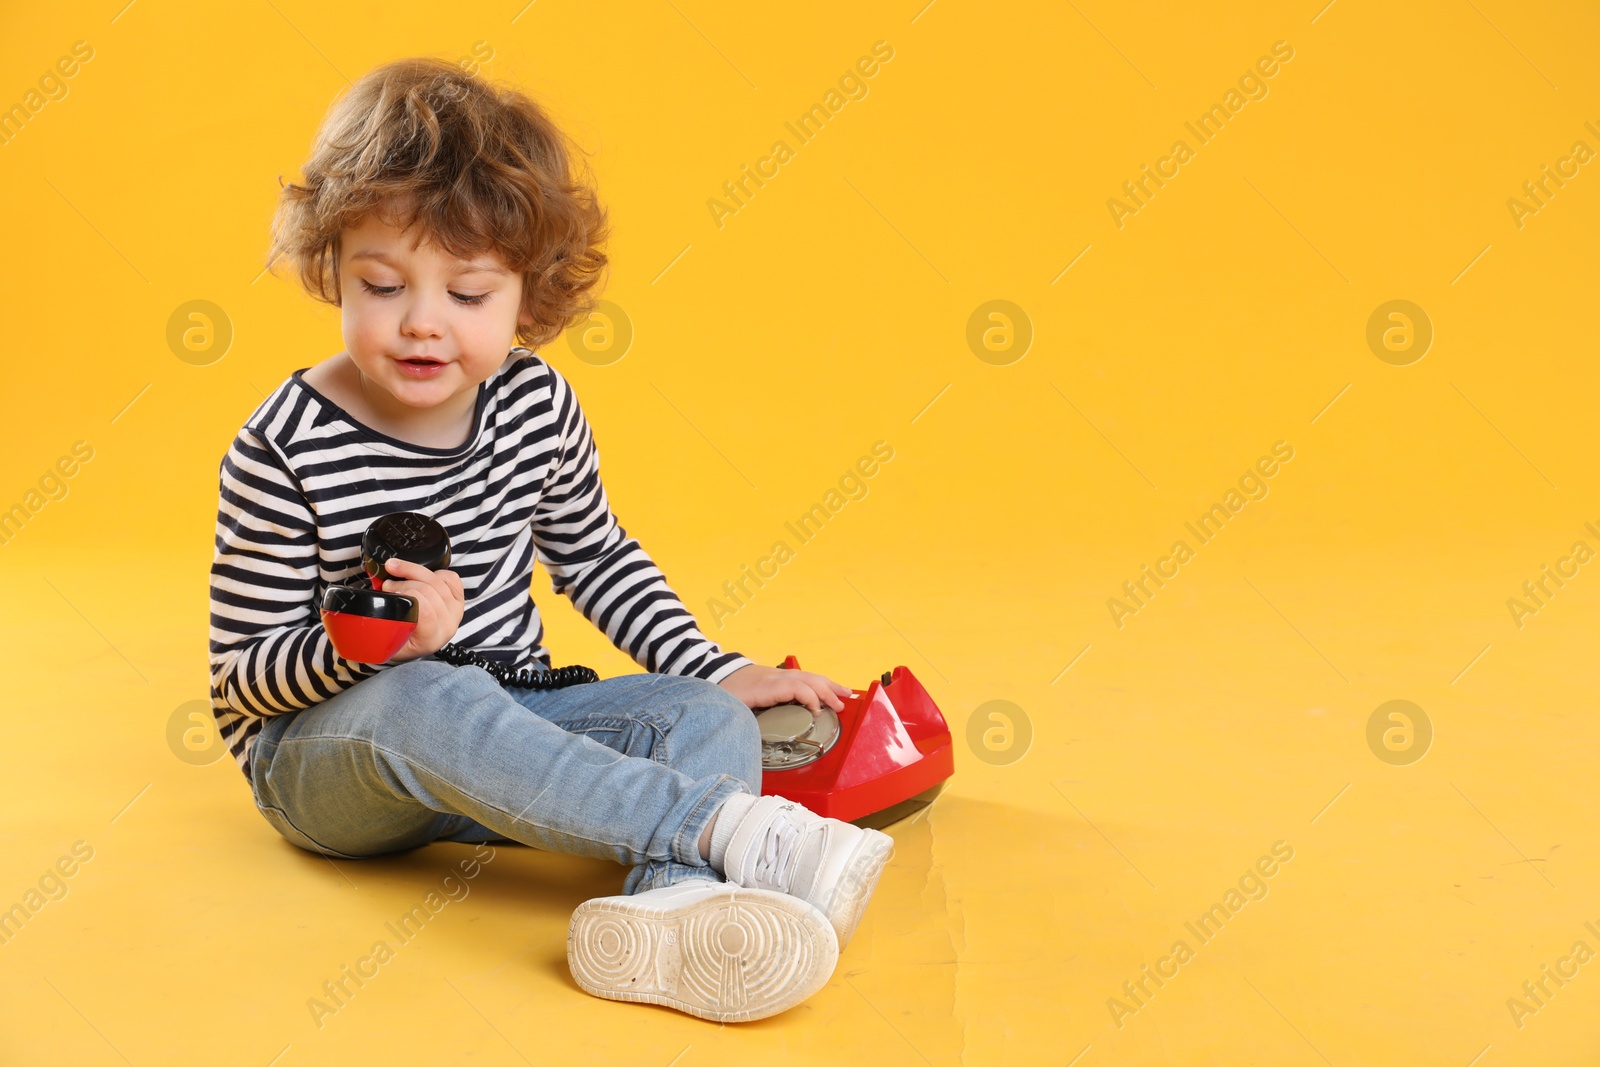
[248,656,762,895]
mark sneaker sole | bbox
[567,886,839,1023]
[823,828,895,949]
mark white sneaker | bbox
[566,879,838,1023]
[714,794,894,949]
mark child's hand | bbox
[718,663,854,713]
[380,558,466,664]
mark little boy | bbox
[209,56,893,1023]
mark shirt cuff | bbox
[701,653,757,686]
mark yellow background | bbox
[2,0,1598,1063]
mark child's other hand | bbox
[380,558,465,664]
[718,663,854,713]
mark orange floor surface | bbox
[4,1,1599,1064]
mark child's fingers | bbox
[385,558,440,583]
[807,682,842,712]
[386,580,454,638]
[797,671,847,710]
[791,677,842,713]
[766,676,823,712]
[381,575,444,613]
[765,674,818,712]
[384,560,462,602]
[380,577,428,603]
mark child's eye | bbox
[360,279,490,306]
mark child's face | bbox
[337,208,531,410]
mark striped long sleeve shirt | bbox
[208,347,754,782]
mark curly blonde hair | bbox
[267,56,609,350]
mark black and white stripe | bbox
[208,348,753,781]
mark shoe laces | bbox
[751,808,802,889]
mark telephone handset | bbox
[319,511,599,689]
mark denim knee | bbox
[354,658,509,743]
[353,655,459,706]
[678,678,762,792]
[414,656,502,697]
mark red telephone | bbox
[758,655,954,828]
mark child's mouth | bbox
[397,356,447,378]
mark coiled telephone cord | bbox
[432,643,599,689]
